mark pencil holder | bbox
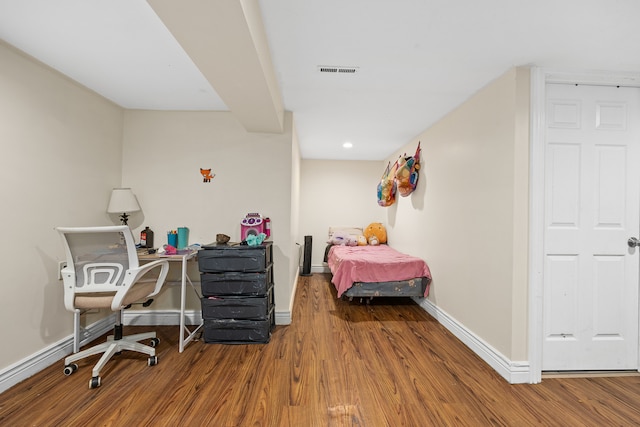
[167,231,178,248]
[177,227,189,249]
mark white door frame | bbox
[528,67,640,383]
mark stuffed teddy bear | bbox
[327,231,357,246]
[364,222,387,245]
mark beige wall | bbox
[0,41,124,369]
[386,67,531,361]
[121,110,298,320]
[299,160,384,270]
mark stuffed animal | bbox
[245,233,267,246]
[364,222,387,245]
[356,235,368,246]
[327,231,357,246]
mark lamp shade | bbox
[107,188,141,214]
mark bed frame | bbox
[342,277,428,303]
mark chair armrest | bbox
[111,259,170,311]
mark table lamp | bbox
[107,188,141,225]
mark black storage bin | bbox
[203,308,274,344]
[198,242,272,273]
[201,267,272,297]
[201,286,273,320]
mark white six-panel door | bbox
[543,83,640,371]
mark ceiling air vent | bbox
[318,65,359,74]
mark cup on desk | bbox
[167,231,178,248]
[177,227,189,249]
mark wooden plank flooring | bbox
[2,273,640,426]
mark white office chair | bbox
[56,225,169,389]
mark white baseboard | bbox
[275,310,292,325]
[414,297,530,384]
[0,314,115,394]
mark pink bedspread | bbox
[327,245,431,297]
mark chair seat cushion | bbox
[74,281,157,309]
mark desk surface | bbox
[137,248,198,261]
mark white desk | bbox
[139,249,203,353]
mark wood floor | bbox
[2,273,640,426]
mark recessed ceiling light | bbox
[343,142,353,149]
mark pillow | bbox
[327,231,357,246]
[328,226,364,239]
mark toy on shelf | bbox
[241,213,271,241]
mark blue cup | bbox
[177,227,189,250]
[167,232,178,248]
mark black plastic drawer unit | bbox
[203,309,274,344]
[201,285,274,320]
[197,241,275,345]
[200,267,272,297]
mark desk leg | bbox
[179,256,187,353]
[178,255,203,353]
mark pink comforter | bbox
[327,245,431,297]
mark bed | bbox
[326,243,431,301]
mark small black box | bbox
[200,267,272,297]
[203,308,274,344]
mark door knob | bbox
[628,237,640,248]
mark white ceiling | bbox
[1,0,640,160]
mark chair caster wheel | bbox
[63,363,78,376]
[89,376,101,389]
[148,355,158,366]
[150,337,160,348]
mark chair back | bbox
[56,226,141,311]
